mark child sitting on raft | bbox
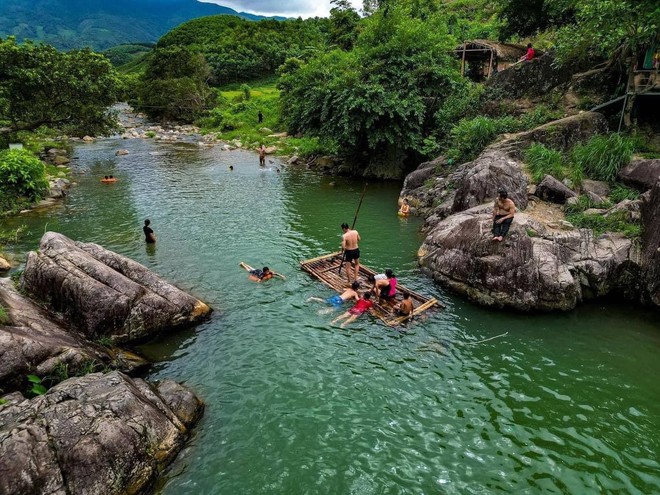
[331,292,373,328]
[395,291,414,317]
[249,266,274,282]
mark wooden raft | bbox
[301,252,440,326]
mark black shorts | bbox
[344,248,360,262]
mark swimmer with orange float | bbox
[101,175,118,183]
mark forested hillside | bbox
[157,16,331,84]
[0,0,286,50]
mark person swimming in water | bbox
[398,198,410,216]
[248,266,273,282]
[331,291,373,328]
[308,281,360,313]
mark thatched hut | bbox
[454,40,529,81]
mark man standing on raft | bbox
[492,189,515,242]
[341,222,361,283]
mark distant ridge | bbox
[0,0,288,50]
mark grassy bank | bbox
[199,79,336,158]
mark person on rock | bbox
[492,190,516,242]
[143,219,156,243]
[331,291,373,328]
[519,43,534,62]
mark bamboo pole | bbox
[461,41,467,77]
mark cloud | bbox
[200,0,361,18]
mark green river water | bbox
[1,138,659,494]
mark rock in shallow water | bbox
[20,232,212,343]
[0,371,204,495]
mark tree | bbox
[496,0,575,40]
[135,46,214,121]
[329,0,361,50]
[0,37,121,136]
[279,4,461,173]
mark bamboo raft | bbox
[301,252,440,326]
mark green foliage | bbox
[0,37,121,137]
[132,46,215,122]
[496,0,575,39]
[525,143,566,182]
[329,2,361,50]
[447,116,501,162]
[609,184,640,203]
[555,0,659,64]
[571,134,634,182]
[0,305,10,325]
[0,150,49,213]
[279,4,462,167]
[27,375,47,396]
[566,210,641,238]
[240,84,252,100]
[102,43,154,66]
[158,15,331,85]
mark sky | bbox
[200,0,363,18]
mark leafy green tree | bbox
[496,0,575,40]
[279,4,461,172]
[135,46,215,121]
[0,149,49,201]
[329,0,361,50]
[0,37,121,136]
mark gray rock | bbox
[618,159,660,191]
[585,190,605,205]
[115,149,129,156]
[0,371,204,495]
[20,232,212,343]
[582,179,610,198]
[566,196,580,207]
[419,208,638,311]
[287,155,299,165]
[451,149,529,212]
[536,175,577,204]
[53,155,70,165]
[640,180,660,307]
[0,256,10,271]
[0,278,139,394]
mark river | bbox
[1,138,659,494]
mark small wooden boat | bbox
[301,252,440,326]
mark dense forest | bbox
[0,0,286,50]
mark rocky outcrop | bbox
[0,278,113,393]
[0,371,203,495]
[487,52,588,99]
[582,179,610,198]
[640,181,660,306]
[0,277,150,393]
[418,207,640,311]
[0,256,10,271]
[451,148,529,212]
[618,159,660,191]
[20,232,212,343]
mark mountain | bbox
[0,0,287,50]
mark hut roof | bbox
[455,40,528,61]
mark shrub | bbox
[571,134,634,182]
[0,150,49,200]
[240,84,251,100]
[566,210,641,238]
[609,184,640,203]
[447,116,500,162]
[525,143,566,183]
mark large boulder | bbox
[640,180,660,307]
[487,52,588,99]
[451,149,529,212]
[618,159,660,192]
[0,371,204,495]
[418,207,640,311]
[0,279,109,393]
[20,232,212,343]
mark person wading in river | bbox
[492,190,516,242]
[143,219,156,244]
[259,145,266,166]
[341,222,361,283]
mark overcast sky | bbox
[200,0,363,18]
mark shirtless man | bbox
[143,219,156,243]
[492,189,516,242]
[395,291,414,316]
[341,222,361,283]
[308,281,360,313]
[259,145,266,166]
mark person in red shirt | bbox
[520,43,534,62]
[331,292,373,328]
